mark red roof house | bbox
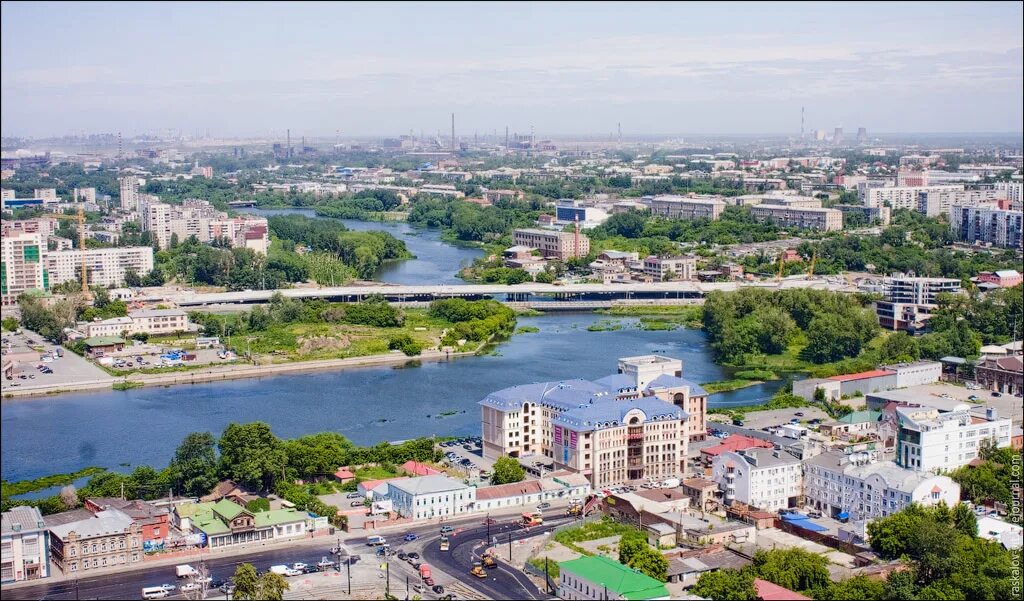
[333,467,355,483]
[701,435,774,463]
[754,578,811,601]
[401,461,442,477]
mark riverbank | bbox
[2,346,479,399]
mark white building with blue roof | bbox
[480,356,706,489]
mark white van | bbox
[141,587,170,600]
[366,535,387,546]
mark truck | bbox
[175,565,198,578]
[660,477,681,489]
[366,535,387,546]
[419,564,432,580]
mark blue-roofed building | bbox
[480,356,706,489]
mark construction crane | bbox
[43,206,92,299]
[807,248,817,277]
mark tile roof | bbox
[701,435,774,456]
[475,480,543,500]
[559,555,669,600]
[401,461,442,477]
[48,509,135,540]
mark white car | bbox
[292,563,308,571]
[180,583,201,592]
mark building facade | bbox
[864,185,963,210]
[642,195,725,221]
[118,176,141,212]
[47,509,143,574]
[387,476,476,520]
[949,205,1024,249]
[917,188,1002,217]
[974,356,1022,395]
[1,506,50,583]
[512,228,589,260]
[834,204,892,226]
[642,256,696,281]
[559,555,670,601]
[896,405,1012,472]
[805,451,960,522]
[45,246,154,288]
[711,449,803,511]
[749,204,843,231]
[0,227,46,307]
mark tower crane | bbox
[43,206,92,299]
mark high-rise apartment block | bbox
[917,188,1003,217]
[45,247,154,289]
[949,205,1024,249]
[749,204,843,231]
[118,176,142,212]
[864,185,963,210]
[1,226,47,307]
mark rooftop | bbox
[48,509,135,540]
[387,475,469,496]
[559,555,669,600]
[1,506,46,535]
[81,336,126,347]
[827,369,895,383]
[755,578,811,601]
[701,434,774,457]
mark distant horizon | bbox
[3,1,1022,138]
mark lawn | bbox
[553,518,641,555]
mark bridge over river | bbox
[162,277,856,309]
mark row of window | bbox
[67,553,139,571]
[66,537,138,557]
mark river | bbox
[1,212,790,484]
[240,207,484,285]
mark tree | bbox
[231,563,291,601]
[951,502,977,538]
[171,432,219,497]
[218,422,287,491]
[489,456,526,485]
[879,332,921,363]
[123,268,143,288]
[245,498,270,513]
[618,530,647,565]
[805,314,863,363]
[750,548,830,593]
[815,574,885,600]
[59,485,79,508]
[627,545,668,582]
[691,569,758,601]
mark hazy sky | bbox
[2,1,1022,138]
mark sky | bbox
[2,1,1022,138]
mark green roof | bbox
[255,509,307,527]
[212,499,249,521]
[838,410,882,424]
[82,336,126,346]
[180,500,308,538]
[559,555,669,600]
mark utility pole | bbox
[385,559,390,597]
[508,531,513,560]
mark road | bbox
[1,509,572,601]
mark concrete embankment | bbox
[2,348,476,399]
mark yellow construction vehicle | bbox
[470,565,487,578]
[43,206,92,299]
[482,553,497,569]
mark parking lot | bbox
[438,436,493,481]
[708,406,831,430]
[3,329,114,394]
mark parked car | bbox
[433,584,446,594]
[794,412,804,417]
[351,501,364,507]
[346,492,363,499]
[992,391,1002,397]
[407,552,421,560]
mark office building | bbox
[642,195,725,220]
[79,309,191,338]
[512,228,589,260]
[949,205,1023,249]
[711,448,803,511]
[642,256,696,281]
[884,275,961,304]
[1,227,47,307]
[1,506,50,583]
[479,356,703,489]
[896,405,1012,472]
[118,176,141,212]
[749,204,843,231]
[864,185,963,210]
[45,246,154,289]
[917,188,1002,217]
[804,451,960,522]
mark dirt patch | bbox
[298,335,351,355]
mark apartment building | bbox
[1,506,50,583]
[711,448,803,511]
[1,228,47,307]
[642,256,696,281]
[118,176,141,212]
[917,188,1002,217]
[884,275,961,304]
[33,188,58,202]
[949,205,1023,249]
[555,199,610,228]
[864,185,964,210]
[804,451,960,522]
[994,181,1022,205]
[209,217,269,255]
[73,187,97,203]
[512,228,589,260]
[45,246,154,288]
[140,199,270,253]
[896,406,1012,472]
[46,509,143,574]
[480,356,702,489]
[749,204,843,231]
[642,195,725,220]
[482,188,523,203]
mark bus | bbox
[521,511,543,527]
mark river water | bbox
[1,212,789,483]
